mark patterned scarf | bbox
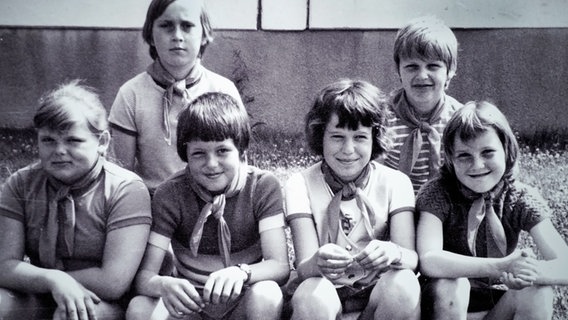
[392,89,445,179]
[146,59,204,145]
[188,163,248,267]
[39,157,104,269]
[320,161,376,244]
[460,181,507,258]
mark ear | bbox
[97,130,111,156]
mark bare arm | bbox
[109,129,136,170]
[527,219,568,285]
[68,224,150,300]
[417,211,515,279]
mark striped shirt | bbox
[384,94,462,193]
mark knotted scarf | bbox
[39,157,104,269]
[461,181,507,257]
[188,163,248,267]
[147,59,204,145]
[392,89,445,179]
[320,161,376,244]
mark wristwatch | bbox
[236,263,252,283]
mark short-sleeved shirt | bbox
[149,165,285,286]
[0,161,152,271]
[416,177,550,258]
[285,161,415,288]
[108,69,243,193]
[384,93,462,193]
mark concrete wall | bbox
[1,0,567,137]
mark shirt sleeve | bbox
[108,83,137,133]
[415,179,451,222]
[253,171,285,232]
[0,170,26,222]
[106,178,152,232]
[388,170,416,216]
[283,172,313,222]
[513,183,552,232]
[151,181,182,239]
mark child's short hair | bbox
[142,0,213,60]
[176,92,250,162]
[34,79,108,135]
[393,16,458,78]
[442,101,519,181]
[305,79,392,160]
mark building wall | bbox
[1,0,567,136]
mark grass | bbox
[2,127,568,319]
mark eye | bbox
[217,148,231,155]
[181,22,195,32]
[427,63,443,71]
[481,149,496,158]
[455,153,472,162]
[39,137,56,144]
[189,150,205,158]
[355,134,369,141]
[158,21,174,30]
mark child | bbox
[108,0,244,194]
[0,80,152,320]
[416,101,568,319]
[285,79,420,320]
[126,92,289,320]
[384,16,463,194]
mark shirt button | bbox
[345,245,352,251]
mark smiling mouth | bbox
[204,172,223,179]
[468,172,491,178]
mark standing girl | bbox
[416,101,568,319]
[108,0,244,194]
[0,80,152,320]
[285,79,420,320]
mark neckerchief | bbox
[321,161,376,244]
[392,89,445,179]
[147,59,204,145]
[188,162,248,267]
[39,157,104,269]
[460,181,507,257]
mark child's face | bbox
[152,0,204,77]
[452,127,506,193]
[398,57,450,113]
[323,113,373,182]
[38,119,108,185]
[186,138,241,193]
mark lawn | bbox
[1,127,568,319]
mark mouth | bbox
[170,47,186,52]
[468,171,491,179]
[204,172,223,179]
[412,84,433,88]
[337,158,359,165]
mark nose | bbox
[471,155,485,169]
[54,142,67,155]
[205,153,219,168]
[341,138,355,154]
[172,26,183,41]
[416,66,428,79]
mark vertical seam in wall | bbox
[306,0,310,29]
[257,0,262,30]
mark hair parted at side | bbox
[441,100,519,182]
[176,92,250,162]
[393,15,458,79]
[304,79,392,160]
[34,79,108,134]
[142,0,213,60]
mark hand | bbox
[48,270,100,320]
[504,249,538,283]
[316,243,353,280]
[500,271,534,290]
[159,276,204,318]
[203,266,248,305]
[354,240,400,273]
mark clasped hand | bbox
[500,249,539,290]
[160,266,247,318]
[316,240,400,280]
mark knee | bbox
[513,286,554,319]
[367,270,420,318]
[291,278,340,320]
[425,278,469,317]
[247,280,283,307]
[0,288,34,318]
[125,295,158,320]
